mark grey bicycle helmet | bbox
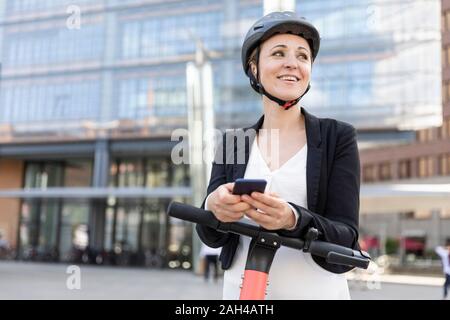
[241,11,321,109]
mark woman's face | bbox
[252,33,312,101]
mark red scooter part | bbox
[240,270,268,300]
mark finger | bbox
[215,207,244,221]
[241,194,277,216]
[245,208,272,225]
[218,189,241,205]
[251,192,282,209]
[227,201,253,212]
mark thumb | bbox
[223,182,235,192]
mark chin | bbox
[275,92,300,102]
[270,86,303,102]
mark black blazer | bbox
[196,107,361,274]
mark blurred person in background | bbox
[0,231,11,258]
[196,11,360,299]
[435,244,450,300]
[200,243,221,283]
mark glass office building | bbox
[299,0,441,131]
[0,0,442,268]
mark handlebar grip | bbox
[309,241,355,259]
[327,252,370,269]
[167,201,220,230]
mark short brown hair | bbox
[247,46,259,77]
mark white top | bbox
[221,138,350,300]
[200,243,221,257]
[435,246,450,275]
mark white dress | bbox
[222,138,351,300]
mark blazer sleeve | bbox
[195,133,232,248]
[278,123,360,272]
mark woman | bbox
[196,11,360,299]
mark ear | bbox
[250,61,257,78]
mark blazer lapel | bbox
[302,108,322,212]
[232,115,263,180]
[231,108,322,212]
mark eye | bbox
[297,53,309,60]
[272,51,284,57]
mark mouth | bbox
[277,75,299,82]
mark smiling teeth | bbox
[279,76,298,81]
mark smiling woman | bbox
[196,11,361,300]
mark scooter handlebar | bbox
[167,201,370,269]
[167,201,220,230]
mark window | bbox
[0,79,101,124]
[446,11,450,31]
[401,211,414,219]
[440,208,450,219]
[447,46,450,67]
[117,76,186,119]
[171,163,190,187]
[439,118,450,140]
[24,161,64,188]
[414,209,432,220]
[379,162,392,181]
[439,154,450,176]
[399,160,411,179]
[116,159,145,188]
[146,159,169,188]
[362,164,377,183]
[64,160,93,187]
[417,128,435,142]
[3,23,104,68]
[418,156,435,177]
[59,202,90,262]
[120,11,224,60]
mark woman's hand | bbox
[208,183,253,223]
[241,192,296,230]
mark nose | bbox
[283,52,298,69]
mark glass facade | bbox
[0,77,102,123]
[18,160,91,261]
[116,73,187,119]
[109,157,188,188]
[17,158,191,267]
[0,0,441,132]
[59,202,90,262]
[0,0,264,132]
[298,0,442,130]
[119,11,224,59]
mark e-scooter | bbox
[167,201,371,300]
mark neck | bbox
[261,95,304,134]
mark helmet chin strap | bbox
[260,83,310,110]
[249,71,311,110]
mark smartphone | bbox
[232,178,267,195]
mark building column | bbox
[0,1,6,57]
[100,10,117,123]
[430,209,441,249]
[90,139,110,251]
[0,159,24,250]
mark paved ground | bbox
[0,261,446,300]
